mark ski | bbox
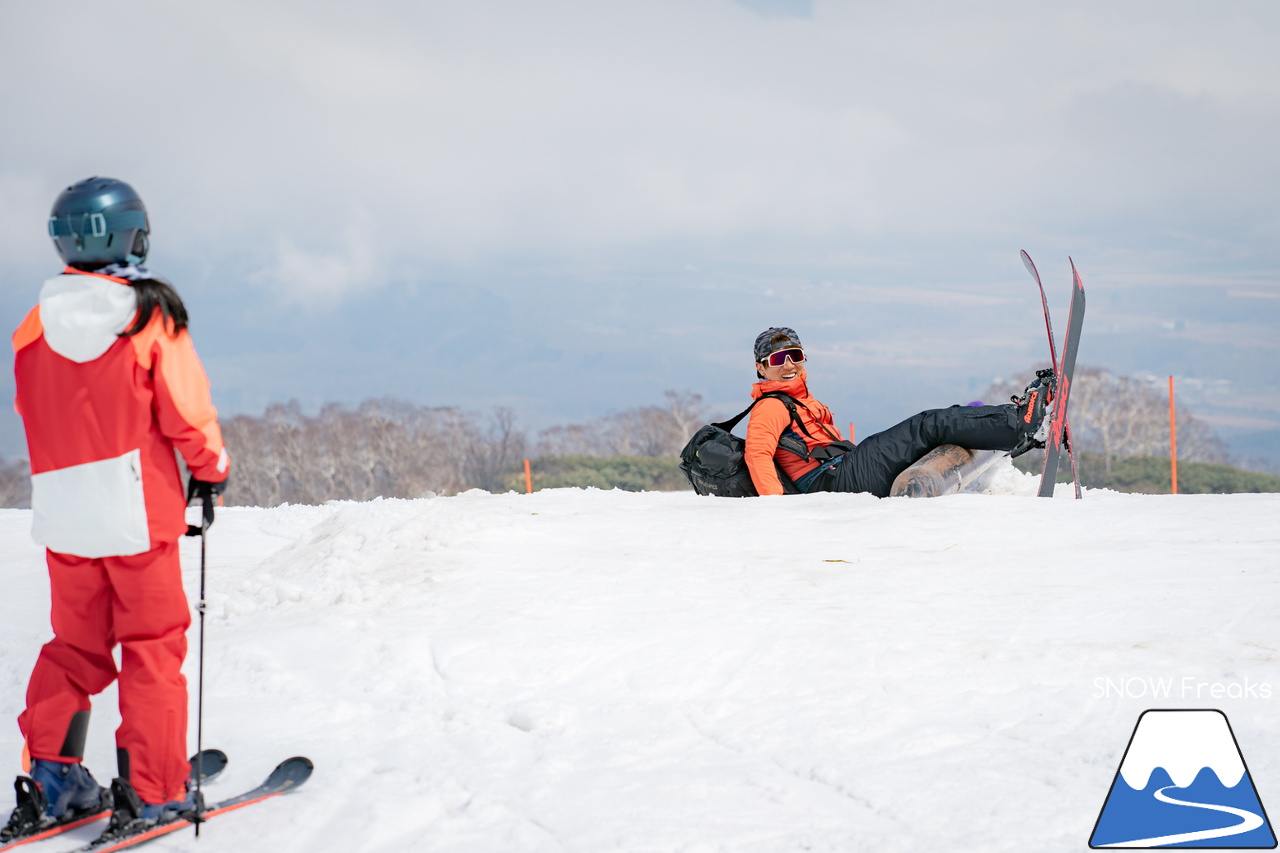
[1038,259,1086,497]
[0,750,227,851]
[1020,250,1082,497]
[77,757,311,853]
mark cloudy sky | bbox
[2,0,1278,465]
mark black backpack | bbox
[679,392,854,497]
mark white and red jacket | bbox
[12,267,228,558]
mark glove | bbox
[185,476,228,535]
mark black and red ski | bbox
[1020,250,1082,498]
[78,757,311,853]
[0,750,227,852]
[1036,258,1086,497]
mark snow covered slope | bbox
[2,470,1278,852]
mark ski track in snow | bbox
[2,462,1279,852]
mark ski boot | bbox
[96,777,202,842]
[1,760,110,843]
[1009,368,1057,458]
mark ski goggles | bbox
[48,209,148,238]
[760,347,805,367]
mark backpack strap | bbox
[710,397,770,433]
[756,392,855,462]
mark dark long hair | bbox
[120,278,189,337]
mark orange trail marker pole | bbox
[524,458,533,494]
[849,423,855,443]
[1168,376,1178,495]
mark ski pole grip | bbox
[184,477,225,535]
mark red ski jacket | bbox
[12,267,228,557]
[745,371,847,496]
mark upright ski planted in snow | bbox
[79,757,311,853]
[1021,250,1081,497]
[1038,260,1086,497]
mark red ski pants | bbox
[18,540,192,805]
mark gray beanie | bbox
[754,327,803,362]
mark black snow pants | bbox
[812,404,1021,498]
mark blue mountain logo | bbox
[1091,709,1276,848]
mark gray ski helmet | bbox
[48,177,150,266]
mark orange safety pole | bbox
[848,423,855,443]
[524,458,533,494]
[1168,376,1178,495]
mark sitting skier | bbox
[2,177,229,846]
[745,327,1051,496]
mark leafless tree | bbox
[219,399,522,505]
[0,456,30,508]
[461,406,528,492]
[534,390,706,459]
[602,406,678,456]
[663,390,706,442]
[535,422,612,457]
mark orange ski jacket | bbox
[12,267,229,557]
[744,371,848,496]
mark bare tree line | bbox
[0,374,1260,507]
[535,391,706,458]
[0,393,703,508]
[216,392,703,505]
[984,366,1230,475]
[218,400,527,505]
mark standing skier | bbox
[3,177,229,843]
[745,327,1051,496]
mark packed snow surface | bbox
[2,466,1279,852]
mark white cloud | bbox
[4,0,1278,267]
[0,172,52,276]
[250,210,381,306]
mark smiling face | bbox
[756,349,804,383]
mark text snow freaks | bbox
[1094,677,1273,701]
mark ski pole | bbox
[185,482,215,838]
[195,501,207,838]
